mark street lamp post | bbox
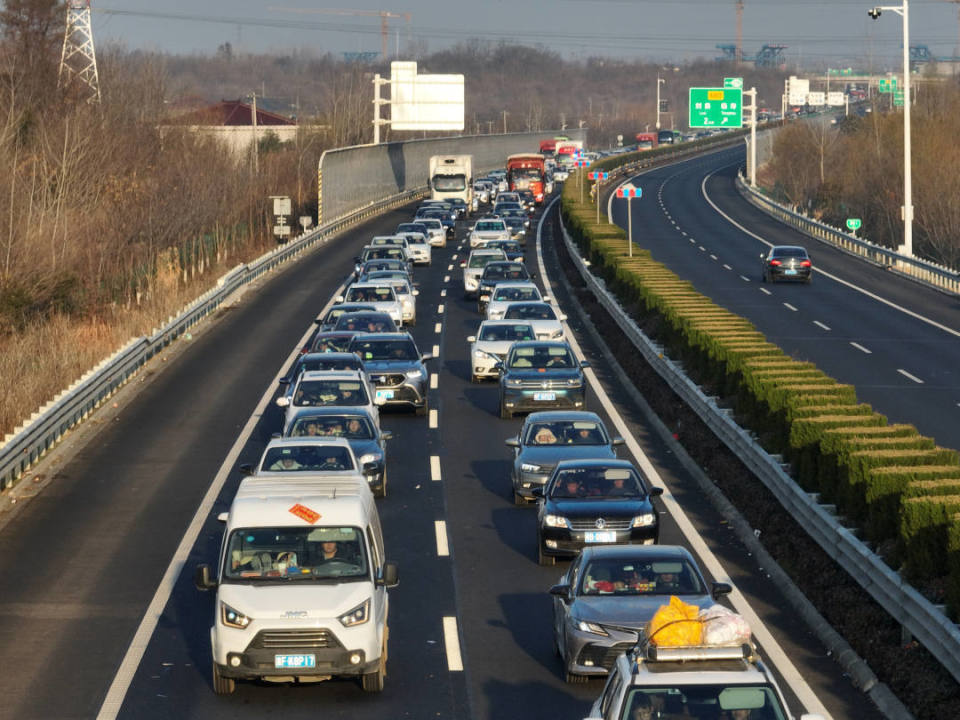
[869,1,913,256]
[656,76,665,130]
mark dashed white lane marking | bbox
[681,231,688,237]
[740,275,751,282]
[440,289,447,297]
[438,304,445,315]
[689,238,696,244]
[898,369,925,384]
[432,344,440,356]
[723,264,732,270]
[452,253,458,260]
[429,408,438,428]
[444,275,450,283]
[435,322,443,334]
[447,264,453,271]
[710,254,718,261]
[442,616,464,671]
[430,373,438,389]
[813,321,831,331]
[430,455,442,481]
[434,521,449,557]
[698,246,706,252]
[783,303,798,312]
[850,342,872,354]
[759,288,772,296]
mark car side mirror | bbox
[559,314,568,321]
[711,582,733,600]
[313,317,322,325]
[378,561,399,588]
[278,377,290,386]
[335,295,344,303]
[531,486,544,498]
[362,461,379,475]
[505,437,520,448]
[275,397,290,408]
[580,360,591,369]
[421,353,435,362]
[611,436,625,446]
[194,564,217,591]
[217,512,228,523]
[530,272,537,279]
[649,487,664,497]
[543,295,552,303]
[239,463,254,476]
[548,583,571,598]
[354,256,361,263]
[381,430,393,441]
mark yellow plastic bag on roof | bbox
[647,596,703,646]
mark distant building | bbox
[167,99,312,155]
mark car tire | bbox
[212,662,236,695]
[375,467,387,499]
[415,399,428,417]
[805,274,812,285]
[408,317,416,327]
[537,542,555,566]
[513,489,525,506]
[471,374,480,384]
[564,668,588,684]
[499,402,512,420]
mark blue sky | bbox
[92,1,960,68]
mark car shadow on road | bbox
[470,457,514,503]
[480,678,595,720]
[487,506,541,564]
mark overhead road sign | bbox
[879,77,898,94]
[806,92,826,107]
[689,87,743,128]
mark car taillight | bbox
[768,259,781,266]
[801,260,811,267]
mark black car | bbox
[477,261,533,315]
[498,340,588,419]
[534,459,663,565]
[304,331,357,355]
[484,239,524,261]
[761,245,812,283]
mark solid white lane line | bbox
[430,373,439,389]
[759,288,772,296]
[435,323,443,334]
[702,164,960,341]
[435,521,450,557]
[898,369,925,384]
[442,616,464,671]
[432,344,440,356]
[536,200,830,719]
[430,455,442,481]
[813,321,831,331]
[443,275,451,283]
[96,280,350,720]
[783,303,798,312]
[723,264,732,270]
[429,409,438,428]
[850,342,872,354]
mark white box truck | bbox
[429,154,473,211]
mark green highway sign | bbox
[689,87,743,128]
[846,218,862,231]
[893,90,905,106]
[724,77,743,89]
[879,77,898,94]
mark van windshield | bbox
[224,526,369,582]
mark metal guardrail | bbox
[0,187,424,492]
[558,216,960,685]
[737,175,960,296]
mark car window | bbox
[579,558,704,596]
[260,445,354,472]
[224,526,368,581]
[468,254,503,269]
[550,467,642,499]
[293,379,368,406]
[300,357,360,374]
[292,415,373,439]
[351,339,418,361]
[479,324,534,342]
[504,304,556,320]
[508,345,573,369]
[494,286,538,301]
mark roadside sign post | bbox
[576,158,592,203]
[589,171,609,224]
[616,184,642,257]
[846,218,862,235]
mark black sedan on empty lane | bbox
[761,245,812,283]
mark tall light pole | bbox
[869,2,913,256]
[655,76,665,130]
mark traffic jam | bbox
[192,142,819,720]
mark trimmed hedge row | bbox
[560,167,960,615]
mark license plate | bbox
[785,269,797,275]
[584,531,617,543]
[376,389,394,401]
[275,654,315,669]
[533,392,556,401]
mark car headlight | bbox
[359,453,382,466]
[632,513,656,527]
[544,514,570,528]
[550,329,564,339]
[566,377,583,386]
[339,599,370,627]
[406,368,426,380]
[576,620,609,636]
[520,463,541,473]
[221,602,252,629]
[505,377,523,388]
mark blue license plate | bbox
[785,269,797,275]
[533,392,556,401]
[584,531,617,543]
[376,389,394,401]
[275,654,316,669]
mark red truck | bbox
[539,139,557,158]
[635,132,658,151]
[506,153,547,204]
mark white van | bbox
[195,478,398,694]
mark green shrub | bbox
[947,515,960,619]
[901,494,960,584]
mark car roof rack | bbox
[631,640,756,669]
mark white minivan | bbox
[195,477,399,694]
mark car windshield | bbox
[508,345,574,369]
[298,357,360,374]
[488,242,521,254]
[550,466,643,498]
[311,334,352,352]
[345,286,396,303]
[352,339,418,361]
[493,286,538,302]
[620,686,787,720]
[362,260,404,273]
[259,445,354,473]
[476,221,506,232]
[483,264,527,281]
[468,254,504,269]
[772,248,808,259]
[324,306,374,326]
[579,558,705,596]
[365,247,404,260]
[371,237,405,247]
[504,304,557,320]
[334,314,395,333]
[224,526,369,582]
[290,415,374,439]
[525,420,606,446]
[293,379,368,406]
[397,223,427,234]
[479,324,535,342]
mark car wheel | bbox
[415,399,428,417]
[408,317,416,327]
[564,668,588,684]
[513,490,525,506]
[361,659,385,692]
[375,467,387,499]
[212,662,235,695]
[537,541,555,566]
[805,274,812,285]
[471,373,481,384]
[499,402,512,420]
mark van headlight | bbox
[544,514,570,529]
[339,599,370,627]
[221,602,252,629]
[632,513,656,527]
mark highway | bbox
[611,145,960,452]
[0,158,883,719]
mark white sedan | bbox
[338,283,404,326]
[485,282,546,321]
[467,321,536,382]
[500,301,567,340]
[470,219,510,248]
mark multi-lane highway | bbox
[0,150,886,720]
[611,146,960,452]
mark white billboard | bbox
[806,92,826,107]
[827,91,846,106]
[391,61,465,131]
[788,76,809,106]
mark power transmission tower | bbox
[58,0,101,103]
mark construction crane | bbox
[270,7,411,59]
[735,0,744,65]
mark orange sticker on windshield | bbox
[289,503,321,524]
